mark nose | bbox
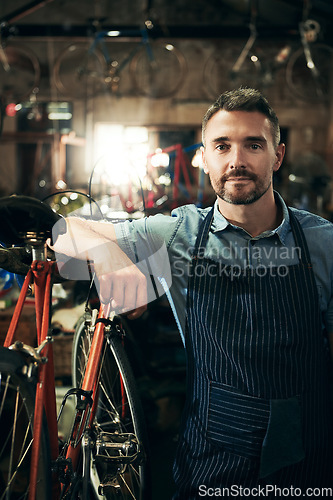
[229,146,246,169]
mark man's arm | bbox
[50,217,147,319]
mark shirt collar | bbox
[211,191,290,244]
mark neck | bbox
[217,190,282,237]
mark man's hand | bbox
[49,216,148,318]
[97,265,147,319]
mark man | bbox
[52,88,333,497]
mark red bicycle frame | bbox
[3,251,126,499]
[3,260,59,500]
[64,302,111,471]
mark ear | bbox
[201,146,208,174]
[273,143,285,172]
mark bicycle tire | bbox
[0,346,52,499]
[0,43,40,104]
[286,43,333,102]
[203,47,262,99]
[72,313,151,499]
[53,43,107,99]
[129,41,186,98]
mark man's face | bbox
[202,110,285,205]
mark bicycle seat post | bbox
[27,233,47,262]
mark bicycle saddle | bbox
[0,195,66,245]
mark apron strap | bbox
[287,208,313,268]
[192,206,214,259]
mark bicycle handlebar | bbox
[0,246,31,275]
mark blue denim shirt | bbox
[114,192,333,337]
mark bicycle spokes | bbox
[0,372,35,499]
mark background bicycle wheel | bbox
[130,41,187,99]
[204,49,262,99]
[286,43,333,102]
[0,43,40,104]
[53,43,107,99]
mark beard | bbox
[210,168,272,205]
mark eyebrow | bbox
[211,135,267,144]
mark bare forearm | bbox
[50,216,148,318]
[51,216,117,260]
[84,218,118,242]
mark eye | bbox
[250,143,262,150]
[216,144,228,151]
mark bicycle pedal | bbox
[95,432,140,464]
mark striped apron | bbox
[173,207,333,498]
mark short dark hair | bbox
[202,87,281,148]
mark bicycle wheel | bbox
[53,43,106,99]
[286,43,333,102]
[129,41,186,98]
[72,313,151,499]
[0,347,51,499]
[0,43,40,104]
[203,47,261,99]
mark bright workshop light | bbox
[158,174,172,186]
[93,124,149,186]
[191,149,204,168]
[47,102,72,121]
[56,180,67,189]
[151,148,170,167]
[48,112,72,120]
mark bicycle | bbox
[53,23,187,100]
[0,0,55,107]
[203,2,333,103]
[203,0,289,99]
[285,18,333,102]
[0,194,151,499]
[0,28,40,107]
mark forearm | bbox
[50,215,147,317]
[51,216,118,260]
[84,218,118,242]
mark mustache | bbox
[221,169,257,182]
